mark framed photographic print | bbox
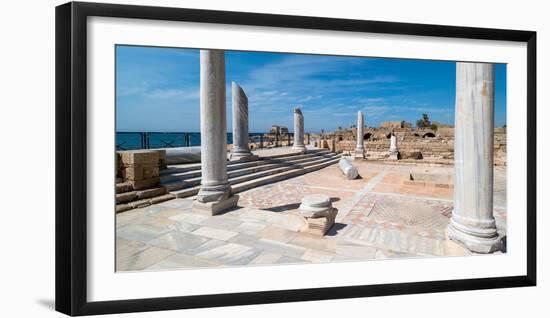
[55,1,537,316]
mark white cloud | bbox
[144,88,199,100]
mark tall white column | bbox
[447,62,500,253]
[389,130,398,160]
[194,50,239,215]
[292,107,306,151]
[230,82,255,160]
[355,111,365,159]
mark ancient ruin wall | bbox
[329,127,507,165]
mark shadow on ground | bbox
[325,222,347,236]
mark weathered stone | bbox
[157,149,167,169]
[116,153,122,177]
[389,132,399,160]
[136,187,167,200]
[195,49,238,213]
[127,198,152,209]
[447,62,501,254]
[150,193,176,204]
[231,82,256,160]
[299,195,332,218]
[122,165,159,181]
[120,150,159,165]
[303,209,337,236]
[116,203,132,213]
[355,111,365,159]
[298,194,338,236]
[338,157,358,180]
[130,177,159,190]
[116,191,137,204]
[328,139,337,153]
[116,182,132,194]
[193,195,240,216]
[292,107,306,151]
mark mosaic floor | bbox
[116,160,507,271]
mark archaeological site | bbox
[115,48,507,271]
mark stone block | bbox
[122,165,159,181]
[130,177,160,190]
[299,194,338,236]
[143,165,160,179]
[115,153,122,177]
[116,203,132,213]
[304,209,337,236]
[150,194,176,204]
[116,191,137,204]
[116,182,133,194]
[156,149,167,169]
[120,150,160,165]
[328,139,337,152]
[122,167,142,181]
[192,195,239,216]
[136,187,167,200]
[127,198,152,209]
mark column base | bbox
[193,195,239,216]
[389,150,399,160]
[299,194,338,236]
[303,209,337,236]
[196,182,232,202]
[446,221,501,253]
[292,145,307,152]
[354,148,365,159]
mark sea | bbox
[116,132,266,150]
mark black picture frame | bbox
[55,1,537,316]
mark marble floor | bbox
[116,160,507,272]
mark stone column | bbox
[389,130,398,160]
[230,81,256,160]
[339,157,358,180]
[447,62,500,253]
[355,111,365,159]
[194,50,239,215]
[292,107,306,151]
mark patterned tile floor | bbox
[116,159,507,271]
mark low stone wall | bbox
[333,128,507,165]
[116,150,165,189]
[115,149,174,212]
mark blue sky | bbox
[116,45,506,133]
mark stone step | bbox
[115,187,167,204]
[161,150,330,179]
[255,148,328,160]
[230,155,339,185]
[167,153,339,193]
[160,151,336,185]
[171,155,340,198]
[160,149,330,176]
[232,157,340,193]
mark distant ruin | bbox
[311,125,507,166]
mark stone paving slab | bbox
[117,246,175,271]
[116,161,507,271]
[146,252,223,270]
